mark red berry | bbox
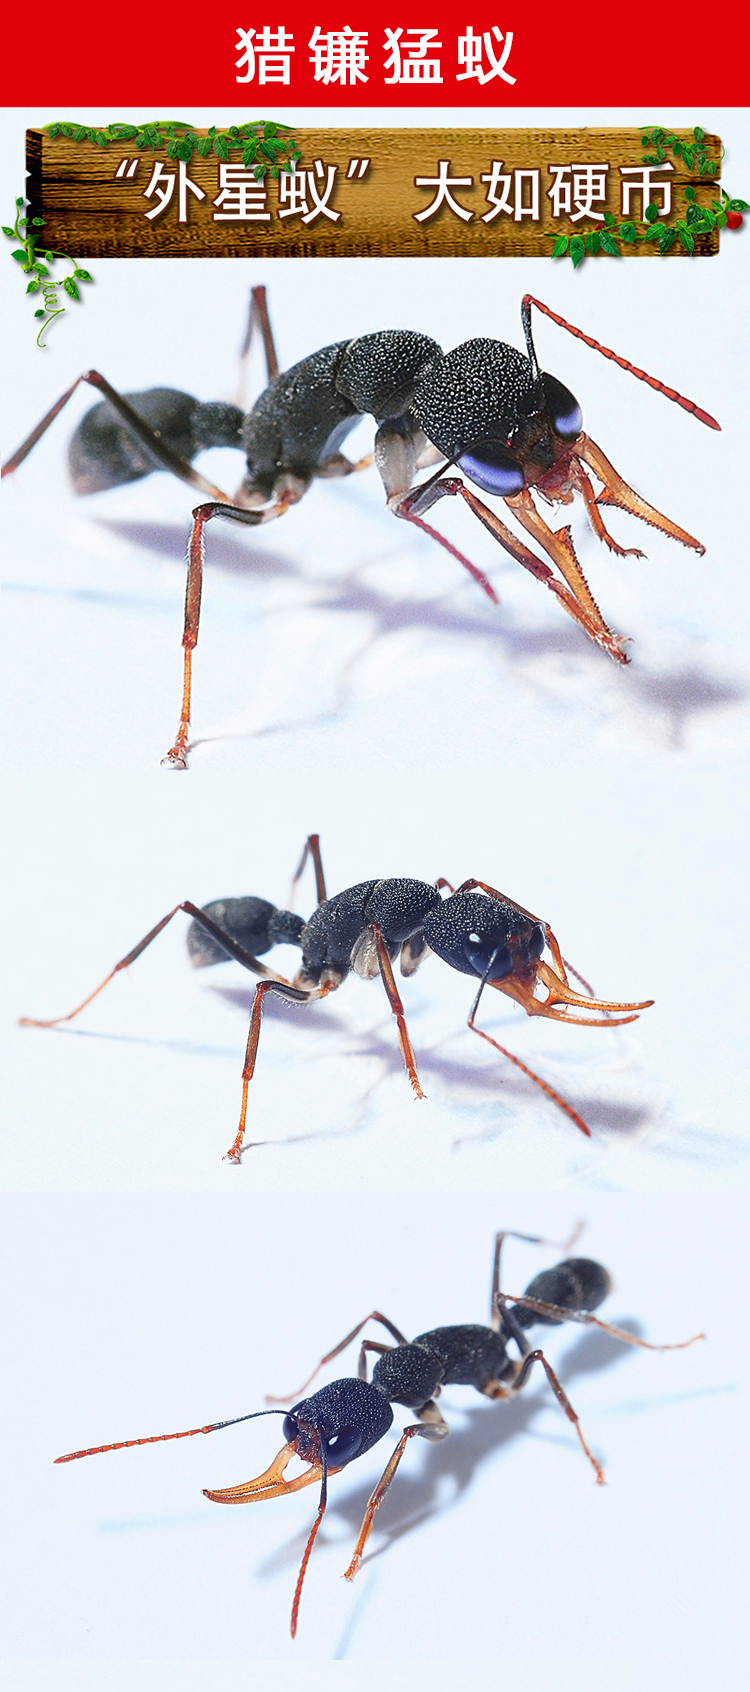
[726,210,743,229]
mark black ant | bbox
[1,289,719,769]
[54,1227,704,1638]
[21,833,653,1157]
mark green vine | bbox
[548,126,747,267]
[45,119,301,181]
[3,196,93,346]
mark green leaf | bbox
[49,124,61,138]
[645,201,659,223]
[11,248,27,262]
[167,140,179,158]
[599,230,620,255]
[213,136,229,159]
[34,309,46,318]
[729,197,750,211]
[197,137,212,157]
[603,211,615,227]
[584,231,601,254]
[570,236,585,268]
[694,126,705,141]
[34,262,50,276]
[243,145,257,168]
[178,142,193,162]
[551,235,569,257]
[74,268,92,281]
[643,222,666,242]
[44,251,54,261]
[73,125,87,141]
[682,148,693,168]
[658,228,676,252]
[26,279,40,292]
[619,222,637,243]
[717,211,727,228]
[678,227,694,253]
[253,164,265,181]
[31,216,45,226]
[2,225,13,236]
[684,184,696,200]
[701,206,716,229]
[62,277,80,299]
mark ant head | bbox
[412,337,583,498]
[423,891,545,985]
[207,1379,394,1507]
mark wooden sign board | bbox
[26,127,720,259]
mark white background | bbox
[1,1193,746,1685]
[1,108,749,1191]
[0,105,748,1689]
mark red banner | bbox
[3,6,748,106]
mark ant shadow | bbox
[209,982,658,1146]
[94,509,747,756]
[255,1321,644,1585]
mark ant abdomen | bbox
[514,1257,614,1328]
[186,897,303,968]
[68,389,245,495]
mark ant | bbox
[21,833,653,1157]
[54,1226,704,1638]
[2,289,719,769]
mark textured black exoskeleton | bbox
[53,1226,703,1637]
[21,833,653,1154]
[2,288,719,767]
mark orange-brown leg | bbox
[489,1225,585,1328]
[266,1311,408,1403]
[497,1291,704,1353]
[162,493,294,771]
[289,833,327,908]
[226,976,336,1163]
[19,900,281,1031]
[344,1401,448,1581]
[508,1346,605,1483]
[371,924,425,1098]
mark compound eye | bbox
[463,932,513,980]
[457,439,525,497]
[282,1414,299,1444]
[324,1426,362,1465]
[542,374,583,440]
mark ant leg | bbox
[234,284,280,407]
[507,1346,606,1484]
[375,421,499,604]
[289,834,327,909]
[357,1340,392,1380]
[581,436,706,554]
[19,901,284,1029]
[370,925,425,1099]
[265,1312,408,1403]
[489,1225,585,1328]
[496,1291,704,1353]
[161,491,296,770]
[2,371,232,500]
[403,471,628,661]
[466,980,593,1137]
[344,1400,449,1580]
[226,975,337,1164]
